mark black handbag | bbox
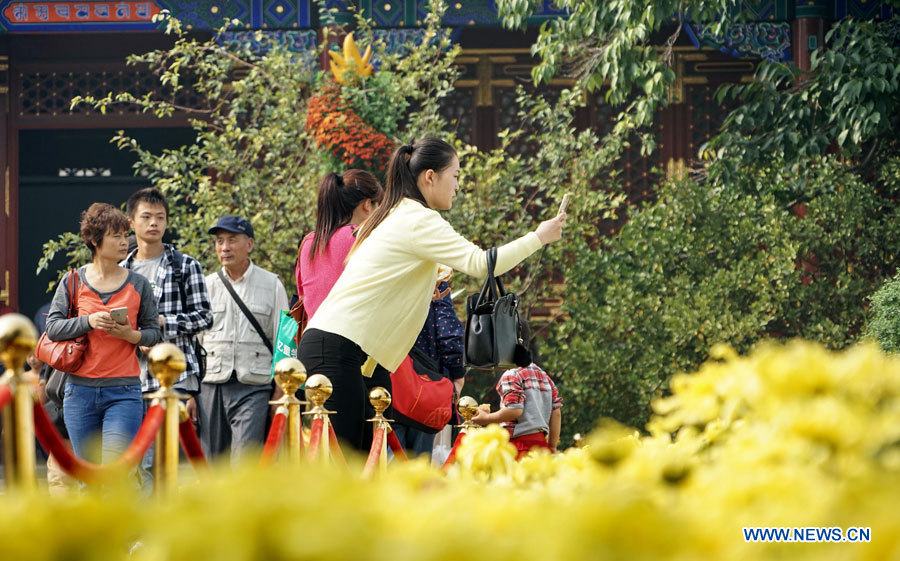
[464,247,521,370]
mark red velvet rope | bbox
[178,417,209,472]
[327,422,347,467]
[33,401,164,485]
[362,426,385,478]
[386,429,408,461]
[307,417,324,460]
[260,409,287,465]
[0,385,11,412]
[442,432,466,470]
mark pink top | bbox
[296,224,357,318]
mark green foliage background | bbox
[495,1,900,436]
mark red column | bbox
[792,0,827,71]
[0,51,15,314]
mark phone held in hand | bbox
[109,307,129,325]
[558,193,571,215]
[436,264,453,283]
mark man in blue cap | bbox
[199,214,288,463]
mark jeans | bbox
[298,329,392,451]
[63,382,143,465]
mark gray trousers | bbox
[198,374,271,466]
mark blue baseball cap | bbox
[208,215,254,238]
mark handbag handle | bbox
[475,248,507,308]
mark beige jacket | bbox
[202,262,289,385]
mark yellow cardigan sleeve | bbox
[407,202,543,278]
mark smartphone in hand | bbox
[109,307,129,325]
[558,193,571,215]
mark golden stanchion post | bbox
[271,358,307,464]
[146,343,188,496]
[366,387,392,473]
[303,374,336,461]
[0,314,39,491]
[455,396,481,434]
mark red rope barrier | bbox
[0,385,11,412]
[307,417,324,460]
[178,417,209,472]
[33,401,164,485]
[442,432,466,470]
[260,409,287,465]
[362,426,385,478]
[327,422,347,467]
[386,429,408,461]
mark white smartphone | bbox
[558,193,572,214]
[109,307,129,325]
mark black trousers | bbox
[297,329,391,451]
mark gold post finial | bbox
[273,358,307,399]
[456,396,480,433]
[367,386,393,428]
[368,386,391,417]
[0,314,38,374]
[147,343,186,391]
[457,396,478,422]
[304,374,333,408]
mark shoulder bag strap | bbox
[217,269,273,354]
[67,269,80,319]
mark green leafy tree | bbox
[495,0,745,154]
[704,18,900,186]
[494,2,900,439]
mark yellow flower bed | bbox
[2,340,899,560]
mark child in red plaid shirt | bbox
[472,361,562,459]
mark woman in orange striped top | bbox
[46,203,161,466]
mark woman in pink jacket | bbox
[296,170,384,318]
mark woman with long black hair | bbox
[296,169,384,318]
[298,137,565,450]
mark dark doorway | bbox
[18,127,195,323]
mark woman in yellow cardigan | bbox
[299,137,566,450]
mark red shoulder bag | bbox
[34,270,88,372]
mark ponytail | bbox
[310,170,383,256]
[352,137,457,253]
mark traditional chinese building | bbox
[0,0,894,320]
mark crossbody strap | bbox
[217,269,273,354]
[67,269,80,319]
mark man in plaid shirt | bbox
[472,360,562,459]
[122,187,213,490]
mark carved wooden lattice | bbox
[16,65,200,120]
[587,93,664,203]
[438,86,476,146]
[494,85,564,157]
[687,84,733,161]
